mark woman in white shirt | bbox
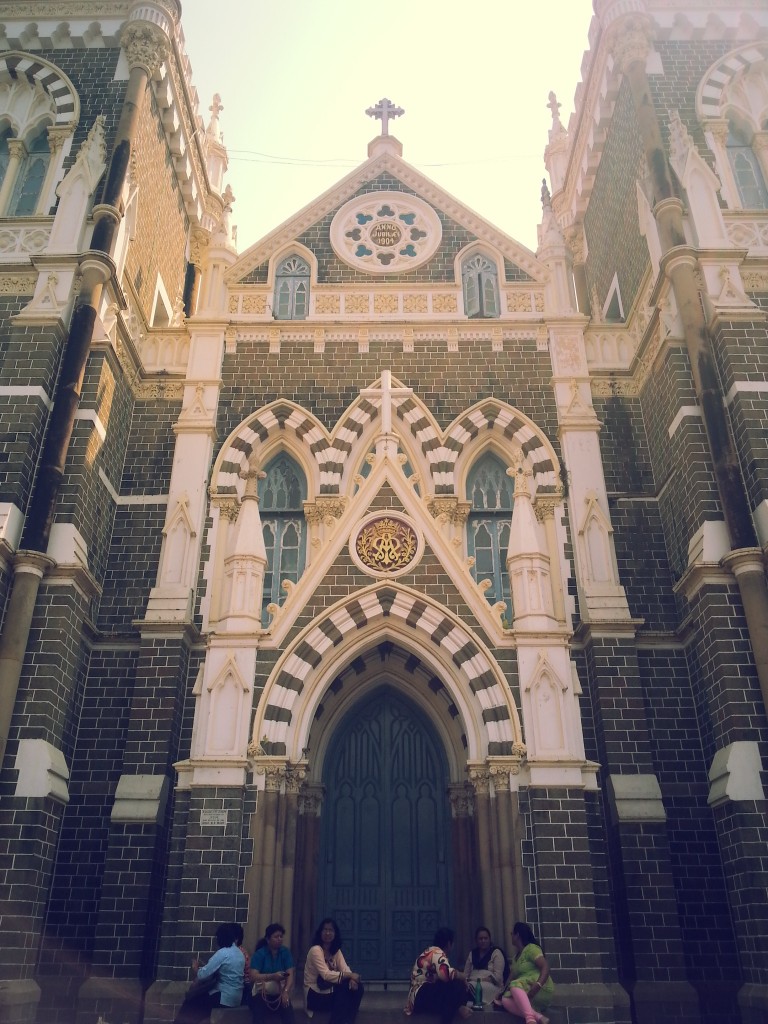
[303,917,364,1024]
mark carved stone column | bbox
[565,224,589,315]
[185,227,209,317]
[535,488,566,623]
[294,783,324,955]
[468,765,495,939]
[449,783,475,945]
[279,763,307,931]
[488,759,522,941]
[247,761,288,939]
[0,138,26,213]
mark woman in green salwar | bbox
[494,922,553,1024]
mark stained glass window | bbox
[462,253,500,318]
[9,129,50,216]
[274,255,310,320]
[467,452,513,621]
[727,122,768,209]
[259,453,307,625]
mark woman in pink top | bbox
[303,917,364,1024]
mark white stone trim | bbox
[667,404,702,438]
[111,773,169,823]
[708,742,765,807]
[0,384,52,408]
[46,522,88,566]
[607,773,666,823]
[724,380,768,406]
[97,467,169,506]
[74,408,106,443]
[14,738,69,803]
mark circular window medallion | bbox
[330,191,442,274]
[351,513,422,577]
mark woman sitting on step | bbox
[405,927,473,1024]
[304,917,365,1024]
[494,922,553,1024]
[463,926,508,1007]
[250,922,296,1024]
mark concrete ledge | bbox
[0,979,42,1024]
[607,773,666,823]
[76,976,144,1024]
[14,738,70,802]
[144,980,193,1024]
[708,741,765,807]
[632,980,699,1024]
[738,982,768,1024]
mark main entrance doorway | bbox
[318,687,452,979]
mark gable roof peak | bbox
[367,134,403,159]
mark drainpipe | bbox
[604,8,768,714]
[0,4,178,768]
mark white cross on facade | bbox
[365,98,404,137]
[360,370,413,456]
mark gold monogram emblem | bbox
[355,516,417,572]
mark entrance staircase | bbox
[211,985,562,1024]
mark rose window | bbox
[330,191,442,274]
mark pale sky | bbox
[179,0,595,256]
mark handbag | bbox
[255,977,284,1010]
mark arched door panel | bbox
[319,688,451,978]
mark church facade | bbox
[0,3,767,1024]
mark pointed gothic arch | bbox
[251,583,525,767]
[213,395,560,515]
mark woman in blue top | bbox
[174,922,245,1024]
[250,922,295,1024]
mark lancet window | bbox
[461,253,500,318]
[466,451,513,621]
[8,127,51,215]
[726,120,768,208]
[259,453,307,625]
[273,255,310,320]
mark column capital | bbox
[285,762,308,795]
[120,22,169,77]
[535,488,564,523]
[467,764,491,795]
[608,14,653,74]
[253,759,290,791]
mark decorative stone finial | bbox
[365,97,404,137]
[207,93,223,142]
[547,91,562,130]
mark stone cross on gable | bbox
[365,98,404,137]
[360,370,413,456]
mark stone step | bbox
[211,998,541,1024]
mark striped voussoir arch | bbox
[698,45,766,118]
[260,587,517,755]
[393,397,558,496]
[216,399,378,495]
[0,53,78,126]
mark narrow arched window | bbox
[466,452,513,622]
[0,127,12,191]
[9,128,50,215]
[727,121,768,209]
[462,253,500,318]
[274,255,310,320]
[258,453,307,625]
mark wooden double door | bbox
[319,688,452,979]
